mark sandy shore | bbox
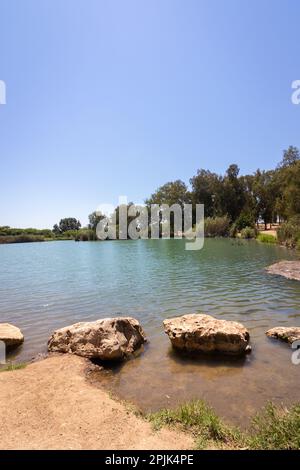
[0,354,193,450]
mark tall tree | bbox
[189,170,222,217]
[253,170,276,229]
[53,218,81,233]
[88,211,105,230]
[221,164,245,221]
[145,180,190,207]
[277,146,300,169]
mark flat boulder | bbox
[48,317,147,361]
[266,261,300,281]
[0,323,24,348]
[163,313,251,355]
[266,327,300,344]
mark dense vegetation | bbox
[148,400,300,450]
[144,145,300,245]
[1,146,300,245]
[0,226,54,244]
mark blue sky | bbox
[0,0,300,228]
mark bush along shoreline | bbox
[0,216,298,249]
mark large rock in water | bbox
[163,314,251,355]
[266,261,300,281]
[0,323,24,348]
[48,317,147,360]
[266,327,300,344]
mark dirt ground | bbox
[0,354,193,450]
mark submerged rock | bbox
[266,327,300,344]
[0,323,24,348]
[266,261,300,281]
[163,313,251,355]
[48,317,147,361]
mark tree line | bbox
[1,146,299,245]
[145,146,300,230]
[51,145,300,243]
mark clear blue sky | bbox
[1,0,300,228]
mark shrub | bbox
[75,229,97,241]
[277,216,300,247]
[235,213,255,231]
[204,216,230,237]
[240,226,257,239]
[257,233,277,244]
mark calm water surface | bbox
[1,238,300,424]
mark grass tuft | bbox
[257,233,277,243]
[0,362,27,372]
[247,402,300,450]
[147,400,243,449]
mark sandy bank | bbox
[0,355,193,450]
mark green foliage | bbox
[148,400,300,450]
[88,211,105,230]
[146,146,300,231]
[0,362,27,372]
[235,212,255,231]
[247,402,300,450]
[277,145,300,169]
[204,216,230,237]
[75,229,97,241]
[277,216,300,247]
[190,170,222,217]
[0,226,54,238]
[53,218,81,234]
[146,180,190,207]
[240,226,257,239]
[257,233,277,243]
[0,235,45,244]
[147,400,242,449]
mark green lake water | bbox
[1,238,300,424]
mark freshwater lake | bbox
[1,238,300,424]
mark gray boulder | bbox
[48,317,146,360]
[163,313,251,355]
[0,323,24,348]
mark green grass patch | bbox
[0,362,27,372]
[147,400,243,449]
[247,402,300,450]
[257,233,277,243]
[147,400,300,450]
